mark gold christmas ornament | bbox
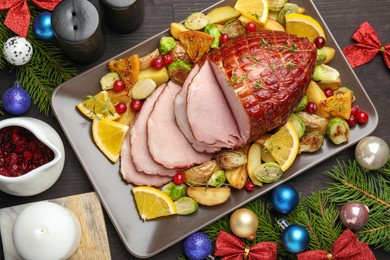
[229,208,258,240]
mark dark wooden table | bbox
[1,0,389,259]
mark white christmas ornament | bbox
[3,36,33,66]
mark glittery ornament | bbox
[270,185,299,214]
[183,232,212,260]
[281,223,310,253]
[355,136,389,171]
[33,12,55,41]
[340,201,369,230]
[229,208,258,240]
[2,82,31,115]
[3,36,33,66]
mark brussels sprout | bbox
[168,60,192,85]
[174,196,198,215]
[254,162,283,183]
[162,182,186,201]
[268,0,287,11]
[184,12,209,30]
[278,3,302,24]
[159,36,176,54]
[299,131,325,153]
[312,64,341,84]
[215,149,247,169]
[326,117,350,145]
[294,95,308,112]
[334,87,355,102]
[207,170,226,188]
[171,42,192,64]
[297,111,329,135]
[289,113,305,139]
[221,19,246,38]
[316,48,327,65]
[204,24,221,48]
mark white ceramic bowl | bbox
[0,117,65,196]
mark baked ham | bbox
[120,30,316,187]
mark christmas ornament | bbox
[278,219,310,253]
[0,0,61,38]
[183,232,212,260]
[343,21,390,69]
[270,185,299,214]
[340,201,369,230]
[297,229,376,260]
[2,81,31,115]
[3,36,33,66]
[33,12,55,41]
[214,231,277,260]
[229,208,258,240]
[355,136,389,170]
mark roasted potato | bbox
[184,160,221,186]
[186,187,231,206]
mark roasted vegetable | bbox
[278,3,304,24]
[289,113,305,138]
[221,19,247,38]
[215,149,247,169]
[254,162,283,183]
[107,54,140,90]
[326,117,350,145]
[131,78,157,100]
[297,111,329,135]
[184,12,209,30]
[225,165,248,189]
[319,91,353,120]
[316,48,327,65]
[206,6,241,24]
[322,46,336,64]
[334,87,355,102]
[247,142,264,186]
[159,36,176,54]
[312,64,341,90]
[167,60,192,85]
[171,42,192,64]
[207,170,226,188]
[184,160,221,186]
[299,130,324,153]
[268,0,287,11]
[170,23,189,39]
[305,80,330,118]
[137,66,169,86]
[174,197,198,215]
[294,95,308,112]
[100,72,120,90]
[186,187,231,206]
[162,182,186,201]
[177,31,214,63]
[139,48,160,70]
[204,24,221,48]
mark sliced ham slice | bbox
[148,81,212,169]
[187,60,242,149]
[130,84,178,176]
[120,132,171,187]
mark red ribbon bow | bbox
[0,0,61,38]
[214,231,277,260]
[297,229,376,260]
[342,21,390,69]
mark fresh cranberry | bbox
[357,110,369,124]
[162,53,174,65]
[115,102,127,114]
[220,34,230,44]
[130,99,143,112]
[113,80,125,92]
[306,102,318,114]
[323,88,334,98]
[173,172,185,185]
[351,104,360,116]
[346,114,358,127]
[244,180,256,192]
[151,57,164,70]
[314,36,326,49]
[246,22,257,32]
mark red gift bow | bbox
[297,229,376,260]
[342,21,390,69]
[214,231,277,260]
[0,0,62,38]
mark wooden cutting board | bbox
[0,192,111,260]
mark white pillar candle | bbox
[12,201,82,260]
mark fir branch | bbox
[378,158,390,177]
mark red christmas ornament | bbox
[214,231,277,260]
[0,0,61,38]
[297,229,376,260]
[343,21,390,69]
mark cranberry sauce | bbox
[0,126,54,177]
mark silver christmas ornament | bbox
[3,36,33,66]
[355,136,389,170]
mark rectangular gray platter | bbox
[51,0,378,258]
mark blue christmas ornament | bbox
[184,232,212,260]
[2,82,31,115]
[281,224,310,253]
[33,12,55,41]
[270,184,299,214]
